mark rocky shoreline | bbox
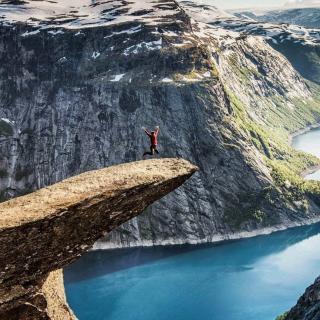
[301,165,320,178]
[289,122,320,144]
[289,122,320,177]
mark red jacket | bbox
[145,128,159,146]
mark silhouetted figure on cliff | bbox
[142,126,160,157]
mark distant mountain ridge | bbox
[181,2,320,84]
[234,7,320,29]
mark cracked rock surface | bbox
[0,158,197,319]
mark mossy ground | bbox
[275,312,288,320]
[223,186,278,229]
[228,53,260,84]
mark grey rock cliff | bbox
[0,0,320,249]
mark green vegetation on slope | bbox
[224,89,320,227]
[228,53,260,84]
[275,312,288,320]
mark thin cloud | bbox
[284,0,320,7]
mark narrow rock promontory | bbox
[0,158,197,320]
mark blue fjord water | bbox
[65,127,320,320]
[292,127,320,180]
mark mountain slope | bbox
[1,0,320,248]
[228,7,320,84]
[234,7,320,29]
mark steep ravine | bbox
[0,0,320,249]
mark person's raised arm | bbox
[155,126,160,136]
[142,126,151,137]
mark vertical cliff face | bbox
[0,0,320,248]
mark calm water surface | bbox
[65,127,320,320]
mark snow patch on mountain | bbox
[179,1,320,46]
[123,39,163,56]
[110,74,125,82]
[234,6,320,29]
[0,118,14,125]
[0,0,181,29]
[219,20,320,45]
[179,1,233,21]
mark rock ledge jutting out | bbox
[0,158,197,320]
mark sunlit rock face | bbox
[0,158,197,319]
[0,0,320,249]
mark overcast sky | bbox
[195,0,320,9]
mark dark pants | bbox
[143,145,159,156]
